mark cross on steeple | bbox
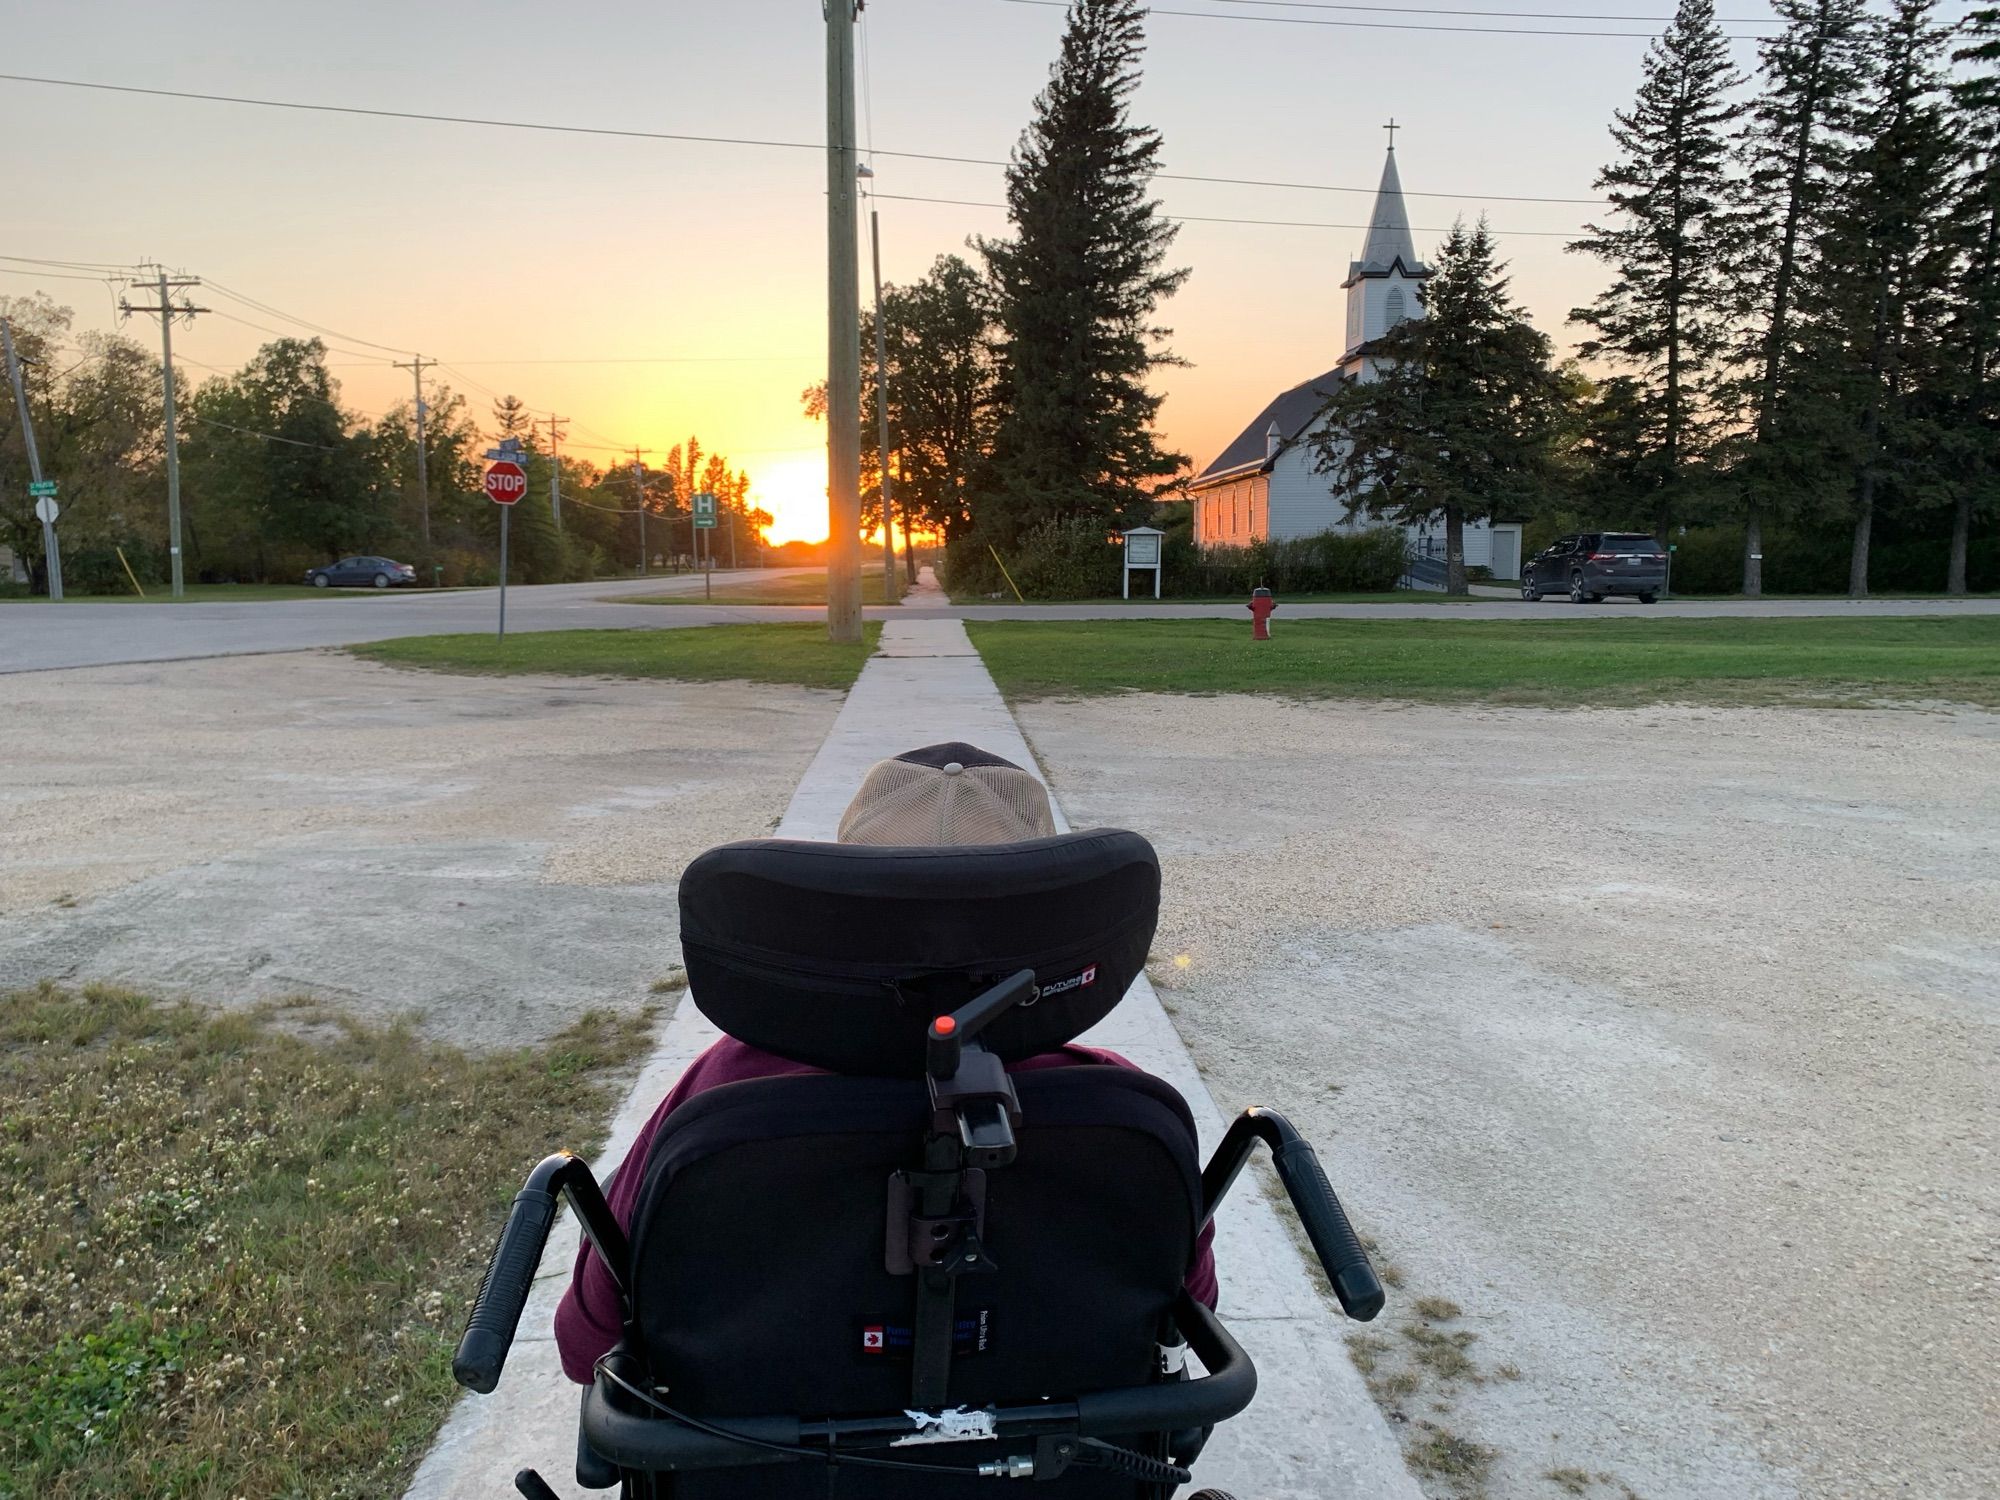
[1384,118,1399,151]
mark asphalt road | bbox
[3,572,1996,674]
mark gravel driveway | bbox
[0,653,839,1048]
[1019,695,1998,1500]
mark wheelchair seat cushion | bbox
[678,829,1160,1076]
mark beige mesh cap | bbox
[837,742,1058,846]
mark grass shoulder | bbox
[965,615,2000,709]
[0,983,653,1498]
[351,621,882,690]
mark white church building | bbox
[1186,140,1523,585]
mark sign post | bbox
[1120,526,1164,601]
[693,491,718,601]
[483,439,529,640]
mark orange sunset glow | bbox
[6,0,1645,563]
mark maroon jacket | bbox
[554,1037,1221,1384]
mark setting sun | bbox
[749,453,829,546]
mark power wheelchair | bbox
[452,828,1384,1497]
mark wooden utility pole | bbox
[393,356,434,555]
[545,412,568,530]
[120,270,206,598]
[869,204,898,600]
[629,447,652,574]
[2,317,62,599]
[824,0,864,642]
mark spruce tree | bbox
[1311,221,1564,595]
[979,0,1187,544]
[1722,0,1869,595]
[1941,7,2000,593]
[1803,0,1957,596]
[491,394,534,440]
[1569,0,1741,541]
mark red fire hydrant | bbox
[1248,587,1276,640]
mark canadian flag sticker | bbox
[861,1326,885,1352]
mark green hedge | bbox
[943,519,1409,600]
[1663,526,1997,595]
[1174,528,1407,596]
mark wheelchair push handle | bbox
[1201,1107,1385,1322]
[454,1151,634,1396]
[1271,1136,1385,1321]
[454,1168,564,1394]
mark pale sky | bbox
[4,0,1808,541]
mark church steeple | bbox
[1341,127,1433,358]
[1357,140,1420,276]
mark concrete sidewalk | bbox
[404,618,1418,1500]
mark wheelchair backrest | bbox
[624,1067,1201,1498]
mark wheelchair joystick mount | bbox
[887,967,1036,1407]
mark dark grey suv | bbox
[1522,533,1666,604]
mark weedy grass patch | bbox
[0,984,653,1500]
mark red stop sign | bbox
[484,460,527,505]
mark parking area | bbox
[0,651,841,1047]
[1022,695,1999,1500]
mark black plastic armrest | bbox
[1074,1293,1258,1434]
[452,1152,631,1394]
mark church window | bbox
[1385,285,1407,326]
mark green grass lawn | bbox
[611,570,903,607]
[965,616,2000,708]
[352,621,882,690]
[0,984,653,1500]
[0,582,419,604]
[946,589,1482,606]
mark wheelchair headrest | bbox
[678,829,1161,1077]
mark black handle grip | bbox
[1272,1139,1384,1321]
[454,1187,559,1393]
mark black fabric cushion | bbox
[678,830,1161,1077]
[625,1068,1200,1498]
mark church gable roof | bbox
[1190,367,1346,488]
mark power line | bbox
[999,0,1773,36]
[0,70,1605,205]
[0,253,134,273]
[184,412,342,451]
[435,361,504,401]
[870,192,1585,239]
[1198,0,1780,22]
[0,265,125,283]
[201,305,397,363]
[203,277,418,357]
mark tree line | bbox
[0,295,767,593]
[836,0,1997,598]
